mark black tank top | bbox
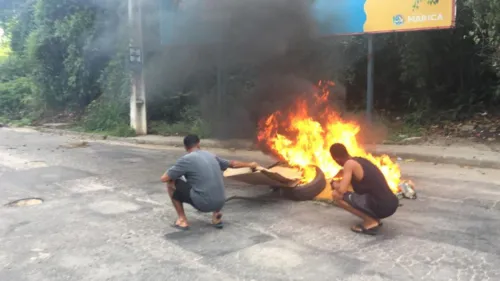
[350,157,399,217]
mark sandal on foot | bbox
[212,213,224,229]
[212,222,224,229]
[351,224,378,236]
[172,221,190,231]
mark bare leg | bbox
[167,182,189,227]
[333,191,379,230]
[212,211,222,224]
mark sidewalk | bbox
[367,144,500,169]
[35,127,500,169]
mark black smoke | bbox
[142,0,346,138]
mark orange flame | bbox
[257,81,401,195]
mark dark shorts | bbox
[172,179,194,206]
[343,192,379,219]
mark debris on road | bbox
[397,180,417,200]
[58,141,89,149]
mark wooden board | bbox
[223,166,302,188]
[266,166,302,181]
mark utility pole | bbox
[128,0,147,135]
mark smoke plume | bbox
[142,0,342,138]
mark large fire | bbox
[257,81,401,195]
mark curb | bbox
[370,150,500,170]
[35,127,256,150]
[34,127,500,170]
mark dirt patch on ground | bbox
[384,113,500,151]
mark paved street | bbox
[1,128,500,281]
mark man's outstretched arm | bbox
[216,157,259,171]
[228,160,259,169]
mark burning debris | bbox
[255,81,416,200]
[397,180,417,200]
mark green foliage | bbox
[149,104,212,138]
[81,99,134,136]
[0,0,130,132]
[0,35,10,61]
[2,0,500,139]
[26,0,104,110]
[468,0,500,79]
[81,47,132,136]
[0,55,30,82]
[0,55,36,121]
[0,76,34,120]
[8,0,35,55]
[150,120,212,139]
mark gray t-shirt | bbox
[166,150,230,212]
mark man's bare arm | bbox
[160,172,171,183]
[161,157,188,183]
[334,160,355,196]
[228,160,259,169]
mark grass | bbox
[149,119,212,138]
[0,116,33,127]
[386,123,426,143]
[0,113,133,138]
[71,123,136,137]
[63,119,212,139]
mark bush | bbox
[0,55,31,82]
[0,37,10,62]
[80,49,132,137]
[149,118,212,138]
[0,76,34,121]
[81,99,135,136]
[148,104,213,138]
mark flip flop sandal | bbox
[351,224,378,236]
[212,214,224,229]
[212,222,224,229]
[172,221,190,231]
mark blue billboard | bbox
[159,0,456,45]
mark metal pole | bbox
[366,34,374,124]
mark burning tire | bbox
[269,164,327,201]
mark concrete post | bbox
[128,0,147,135]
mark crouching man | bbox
[329,143,399,235]
[161,134,259,230]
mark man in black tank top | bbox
[329,143,399,235]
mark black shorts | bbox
[172,179,194,206]
[343,192,379,219]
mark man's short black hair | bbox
[330,143,349,158]
[183,134,200,149]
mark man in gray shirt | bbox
[161,134,260,230]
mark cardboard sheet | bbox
[223,166,302,188]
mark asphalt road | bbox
[1,128,499,281]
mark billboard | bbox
[159,0,457,45]
[313,0,456,35]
